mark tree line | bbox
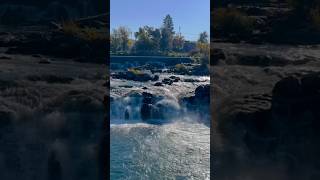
[110,14,209,57]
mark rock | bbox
[272,76,301,99]
[124,109,129,120]
[217,73,320,168]
[119,85,133,88]
[0,56,11,60]
[169,76,180,82]
[39,58,51,64]
[183,84,210,106]
[212,48,226,65]
[162,78,173,85]
[184,79,201,83]
[112,70,159,82]
[48,151,62,180]
[140,92,162,121]
[154,82,163,86]
[195,84,210,99]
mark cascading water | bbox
[110,71,210,179]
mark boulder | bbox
[112,70,159,82]
[154,82,163,86]
[162,78,173,85]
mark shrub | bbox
[61,21,108,42]
[310,6,320,30]
[174,64,188,74]
[213,8,255,37]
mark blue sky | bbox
[111,0,210,41]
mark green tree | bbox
[198,31,209,44]
[110,28,120,52]
[110,26,131,53]
[160,14,175,52]
[134,26,160,53]
[118,26,131,52]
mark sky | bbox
[111,0,210,41]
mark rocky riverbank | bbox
[213,43,320,179]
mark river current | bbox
[110,72,210,180]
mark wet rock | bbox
[0,56,11,60]
[140,92,162,121]
[154,82,163,86]
[38,58,51,64]
[184,78,201,83]
[162,78,173,85]
[27,75,73,84]
[119,85,133,88]
[48,151,62,180]
[212,48,226,65]
[183,84,210,105]
[124,109,129,120]
[217,73,320,166]
[169,76,180,82]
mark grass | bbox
[61,21,108,42]
[310,6,320,31]
[128,68,143,75]
[213,8,255,37]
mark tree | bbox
[134,26,160,53]
[172,35,185,52]
[118,26,131,52]
[110,26,131,53]
[110,28,120,52]
[160,14,175,52]
[198,31,209,44]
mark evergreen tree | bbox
[160,14,175,52]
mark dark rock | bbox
[27,75,73,84]
[154,82,163,86]
[183,84,210,105]
[0,56,11,60]
[184,79,201,83]
[38,58,51,64]
[124,109,129,120]
[169,76,181,82]
[119,85,133,88]
[212,48,226,65]
[195,84,210,98]
[272,76,301,99]
[162,78,173,85]
[48,151,62,180]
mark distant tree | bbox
[160,15,175,52]
[118,26,131,52]
[110,29,120,52]
[150,28,161,51]
[110,26,131,53]
[134,26,160,53]
[172,35,185,52]
[198,31,209,44]
[197,32,210,65]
